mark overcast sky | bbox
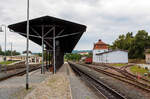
[0,0,150,53]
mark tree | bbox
[64,53,81,61]
[129,30,149,59]
[0,45,3,55]
[111,30,150,59]
[112,32,133,50]
[0,45,2,51]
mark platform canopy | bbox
[8,16,86,53]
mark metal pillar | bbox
[49,51,51,68]
[41,26,44,74]
[46,50,48,71]
[4,25,7,73]
[11,42,12,61]
[53,27,56,74]
[26,0,29,90]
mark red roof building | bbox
[93,39,108,50]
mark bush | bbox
[145,67,148,70]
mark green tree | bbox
[64,53,81,62]
[0,45,3,55]
[0,45,2,51]
[129,30,149,59]
[111,30,150,59]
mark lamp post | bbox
[26,0,30,90]
[10,42,13,61]
[0,25,7,73]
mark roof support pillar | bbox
[49,51,51,69]
[46,50,48,71]
[53,27,56,74]
[41,25,44,74]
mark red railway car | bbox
[85,57,92,64]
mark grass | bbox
[110,63,127,67]
[130,65,149,76]
[0,60,18,65]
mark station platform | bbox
[24,62,99,99]
[0,69,50,99]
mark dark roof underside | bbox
[8,16,86,53]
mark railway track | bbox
[120,65,150,83]
[101,64,150,86]
[0,65,41,81]
[0,62,40,72]
[90,63,150,84]
[69,62,126,99]
[79,63,150,92]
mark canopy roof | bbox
[8,16,86,53]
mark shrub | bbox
[145,67,148,70]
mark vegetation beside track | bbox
[130,66,150,78]
[110,63,127,67]
[0,60,18,65]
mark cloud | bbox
[0,0,150,52]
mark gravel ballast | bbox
[69,62,150,99]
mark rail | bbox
[69,62,126,99]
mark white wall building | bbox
[93,39,128,63]
[95,50,128,63]
[0,55,3,62]
[93,39,108,62]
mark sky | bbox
[0,0,150,53]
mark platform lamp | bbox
[0,25,7,73]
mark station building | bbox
[5,51,42,64]
[93,39,128,63]
[93,39,109,62]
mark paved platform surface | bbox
[0,63,106,99]
[0,69,50,99]
[24,63,71,99]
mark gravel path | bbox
[0,69,51,99]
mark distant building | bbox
[145,49,150,64]
[93,39,128,63]
[0,55,3,62]
[5,51,42,64]
[20,51,42,64]
[93,39,109,62]
[78,52,89,55]
[95,50,128,63]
